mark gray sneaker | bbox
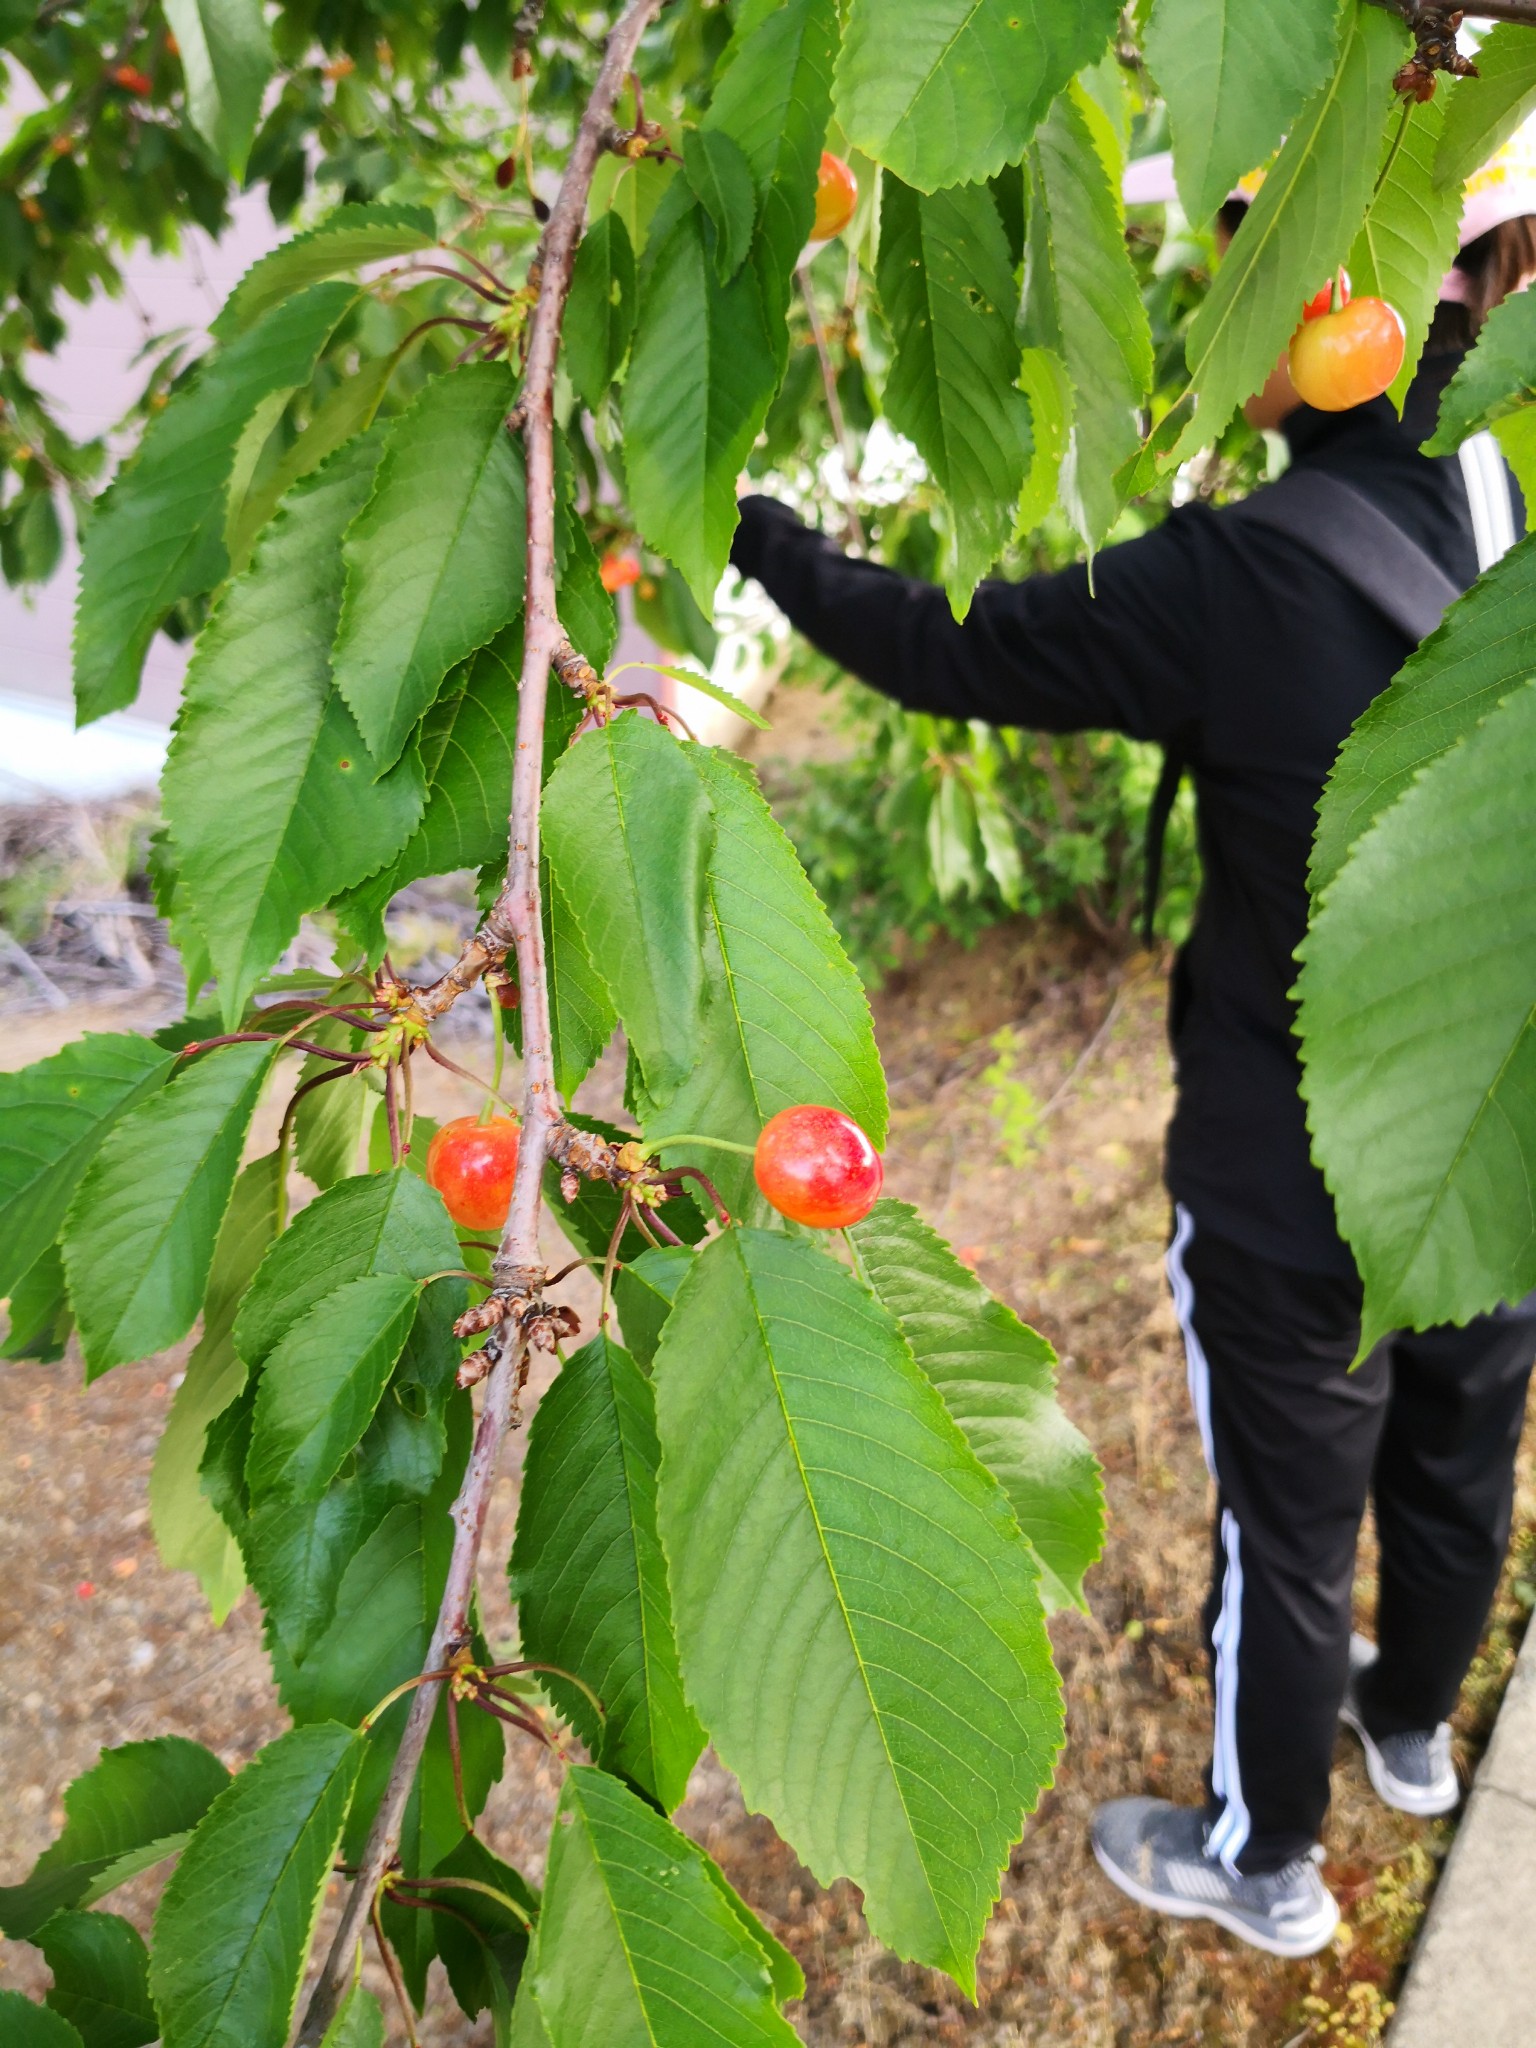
[1339,1634,1459,1817]
[1091,1797,1340,1958]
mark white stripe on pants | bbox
[1166,1203,1253,1872]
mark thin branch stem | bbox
[796,258,865,551]
[1371,0,1536,22]
[294,5,665,2035]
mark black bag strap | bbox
[1140,468,1463,945]
[1225,465,1461,642]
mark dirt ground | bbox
[2,912,1532,2048]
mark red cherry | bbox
[753,1104,883,1228]
[426,1114,520,1231]
[495,154,517,190]
[600,551,642,593]
[1302,269,1351,323]
[1288,295,1405,412]
[811,152,858,242]
[112,64,153,96]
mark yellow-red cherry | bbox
[811,152,858,242]
[600,550,642,593]
[426,1114,520,1231]
[1288,296,1405,412]
[753,1104,882,1228]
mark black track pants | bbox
[1166,1205,1536,1875]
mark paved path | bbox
[1390,1618,1536,2044]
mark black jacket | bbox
[730,358,1497,1276]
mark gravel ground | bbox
[1,917,1530,2048]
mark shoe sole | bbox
[1339,1703,1460,1818]
[1091,1838,1340,1959]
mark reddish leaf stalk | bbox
[370,1883,420,2048]
[294,3,665,2034]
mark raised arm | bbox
[731,494,1212,744]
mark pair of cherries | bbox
[427,1103,883,1233]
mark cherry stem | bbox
[454,329,505,367]
[1375,95,1414,197]
[662,1163,733,1227]
[612,690,700,741]
[399,314,493,355]
[483,999,507,1124]
[542,1255,605,1286]
[421,1037,521,1115]
[337,968,383,998]
[628,1203,665,1251]
[275,1108,294,1237]
[394,259,512,305]
[472,1692,552,1743]
[644,1132,756,1157]
[384,1056,403,1169]
[483,1657,608,1724]
[446,1685,470,1834]
[796,256,866,551]
[370,1885,419,2048]
[643,1207,686,1247]
[277,1060,357,1163]
[401,1036,416,1153]
[253,999,384,1030]
[446,242,518,296]
[180,1031,366,1064]
[390,1872,533,1929]
[422,1268,495,1288]
[601,1196,632,1326]
[360,1666,456,1732]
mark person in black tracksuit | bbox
[729,296,1536,1953]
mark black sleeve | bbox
[729,493,1212,744]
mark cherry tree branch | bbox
[293,5,663,2036]
[1369,0,1536,27]
[1439,3,1536,22]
